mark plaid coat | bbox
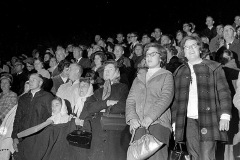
[171,59,232,142]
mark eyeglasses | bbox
[146,52,159,58]
[184,43,198,50]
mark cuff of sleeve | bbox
[220,114,230,121]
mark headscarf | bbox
[48,98,70,124]
[74,83,93,117]
[102,69,120,100]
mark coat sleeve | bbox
[41,93,54,121]
[125,79,140,124]
[12,98,24,139]
[145,73,174,122]
[79,93,108,119]
[233,74,240,110]
[216,66,232,116]
[110,84,129,114]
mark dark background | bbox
[0,0,239,60]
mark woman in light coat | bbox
[126,43,174,160]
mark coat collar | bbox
[175,59,221,75]
[137,68,171,84]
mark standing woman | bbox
[126,43,174,160]
[79,60,130,160]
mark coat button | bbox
[201,128,207,134]
[206,107,210,111]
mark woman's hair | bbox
[180,36,203,52]
[52,96,62,106]
[79,77,91,84]
[34,57,44,64]
[58,59,70,73]
[103,60,119,69]
[94,51,107,63]
[0,73,13,85]
[134,43,144,51]
[143,42,168,68]
[176,30,186,38]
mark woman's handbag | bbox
[100,105,126,131]
[168,142,191,160]
[66,120,92,149]
[127,128,163,160]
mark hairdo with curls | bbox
[180,36,203,52]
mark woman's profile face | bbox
[79,81,90,97]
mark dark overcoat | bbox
[80,83,131,160]
[171,59,232,142]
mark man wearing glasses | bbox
[11,59,29,96]
[171,36,232,160]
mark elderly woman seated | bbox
[79,60,130,160]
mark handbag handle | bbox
[129,128,150,145]
[76,120,92,132]
[105,104,124,117]
[173,142,184,152]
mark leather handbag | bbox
[168,142,191,160]
[66,121,92,149]
[127,128,163,160]
[100,105,126,131]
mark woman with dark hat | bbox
[79,60,130,160]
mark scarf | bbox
[102,70,120,100]
[48,98,70,124]
[74,84,93,117]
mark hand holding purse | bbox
[127,128,164,160]
[66,120,92,149]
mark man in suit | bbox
[51,59,70,95]
[223,25,240,67]
[201,16,217,41]
[56,63,82,111]
[11,59,29,96]
[51,46,66,77]
[73,46,91,76]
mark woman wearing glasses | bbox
[172,36,232,160]
[126,42,174,159]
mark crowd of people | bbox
[0,15,240,160]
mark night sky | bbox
[0,0,239,60]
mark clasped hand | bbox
[107,100,118,106]
[129,117,153,132]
